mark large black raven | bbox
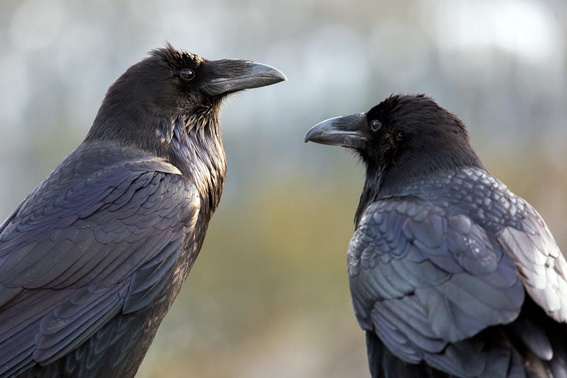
[0,44,285,377]
[305,94,567,377]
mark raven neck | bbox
[355,149,483,226]
[86,107,226,220]
[169,112,226,219]
[355,163,385,226]
[381,146,483,196]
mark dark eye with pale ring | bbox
[370,119,382,132]
[180,68,196,81]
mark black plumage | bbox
[305,94,567,377]
[0,44,285,377]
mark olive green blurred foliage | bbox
[139,171,370,377]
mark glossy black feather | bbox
[306,94,567,377]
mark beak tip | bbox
[263,65,287,84]
[304,125,318,144]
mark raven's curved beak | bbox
[202,60,286,96]
[305,113,368,149]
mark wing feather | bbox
[349,198,525,375]
[498,203,567,322]
[0,149,199,373]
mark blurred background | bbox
[1,0,566,376]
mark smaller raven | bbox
[305,94,567,377]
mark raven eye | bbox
[370,119,382,132]
[180,68,196,81]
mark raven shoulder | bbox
[0,140,199,376]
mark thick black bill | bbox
[305,113,368,149]
[202,59,286,96]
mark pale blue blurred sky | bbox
[1,0,566,217]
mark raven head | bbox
[306,94,482,179]
[306,94,484,213]
[148,43,286,116]
[91,43,286,125]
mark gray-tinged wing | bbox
[497,199,567,323]
[0,147,199,375]
[349,198,525,376]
